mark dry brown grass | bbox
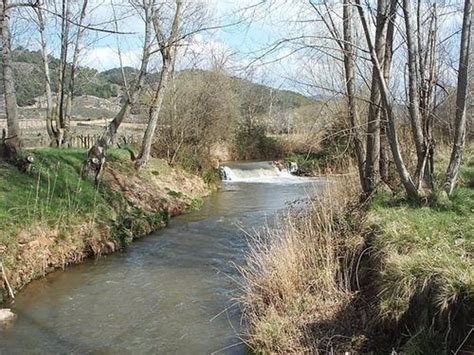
[239,176,367,353]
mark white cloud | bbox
[178,33,233,68]
[82,46,143,71]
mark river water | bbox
[0,162,321,354]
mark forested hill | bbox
[2,48,315,112]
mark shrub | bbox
[233,123,284,160]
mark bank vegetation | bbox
[239,0,473,353]
[0,148,208,302]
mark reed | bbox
[238,176,365,353]
[239,151,474,353]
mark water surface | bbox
[0,163,321,354]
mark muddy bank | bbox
[0,148,209,303]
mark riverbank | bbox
[240,153,473,353]
[0,148,209,303]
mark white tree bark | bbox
[63,0,88,146]
[84,0,154,180]
[35,5,54,139]
[364,0,391,194]
[54,0,71,146]
[402,0,429,190]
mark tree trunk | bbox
[84,3,153,181]
[379,1,397,185]
[54,0,71,147]
[444,0,472,195]
[402,0,429,191]
[342,0,366,191]
[0,0,21,159]
[379,129,389,183]
[135,58,172,168]
[64,0,88,146]
[355,0,419,199]
[36,6,54,139]
[364,0,390,194]
[135,0,183,169]
[417,2,438,190]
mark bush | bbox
[233,123,284,160]
[112,207,169,249]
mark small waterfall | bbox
[219,162,301,183]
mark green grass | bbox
[0,147,179,253]
[0,149,113,244]
[239,148,473,353]
[367,153,474,352]
[167,189,184,199]
[0,147,207,303]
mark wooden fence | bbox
[68,134,141,148]
[23,133,142,149]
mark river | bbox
[0,162,321,354]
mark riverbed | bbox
[0,162,321,354]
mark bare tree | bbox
[444,0,472,195]
[155,62,239,168]
[0,0,20,160]
[379,0,397,185]
[312,0,394,195]
[0,0,37,169]
[53,0,71,146]
[83,0,154,184]
[49,0,90,147]
[416,1,438,188]
[34,4,54,139]
[355,0,420,198]
[134,0,183,168]
[63,0,88,146]
[363,0,392,194]
[402,0,441,191]
[343,0,366,190]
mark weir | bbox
[219,161,304,183]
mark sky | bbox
[12,0,466,96]
[76,0,307,91]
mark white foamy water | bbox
[220,161,314,184]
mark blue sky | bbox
[76,1,300,84]
[13,0,465,95]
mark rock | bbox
[288,161,298,174]
[0,309,16,324]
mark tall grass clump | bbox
[239,176,368,353]
[367,154,474,353]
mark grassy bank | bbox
[0,148,208,303]
[240,153,473,353]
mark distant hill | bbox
[174,69,316,116]
[1,48,316,115]
[0,48,118,106]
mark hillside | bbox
[1,48,316,113]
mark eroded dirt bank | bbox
[0,148,209,302]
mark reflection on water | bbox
[0,171,323,354]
